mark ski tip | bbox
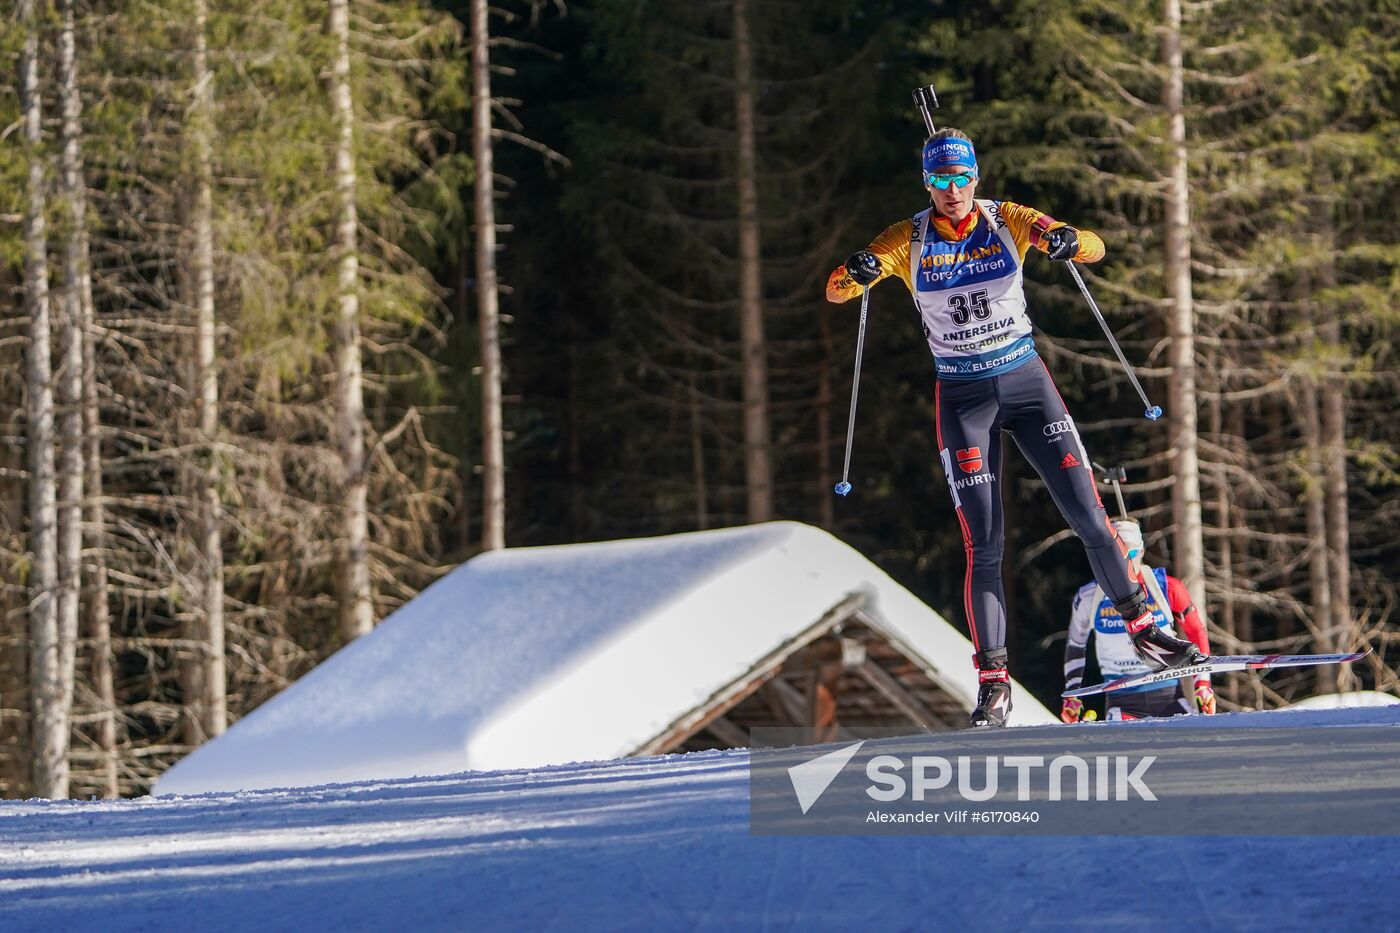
[833,481,852,497]
[1145,405,1163,421]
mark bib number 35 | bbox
[949,290,991,326]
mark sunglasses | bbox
[926,171,976,190]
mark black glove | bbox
[845,250,882,286]
[1045,227,1080,262]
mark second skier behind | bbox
[1061,519,1217,721]
[825,127,1204,727]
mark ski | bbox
[1062,650,1371,699]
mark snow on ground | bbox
[4,706,1398,932]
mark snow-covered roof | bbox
[155,521,1055,795]
[1288,690,1399,710]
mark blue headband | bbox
[922,138,978,177]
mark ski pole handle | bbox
[834,286,871,497]
[1065,261,1163,421]
[913,85,940,135]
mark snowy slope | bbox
[6,707,1398,933]
[158,522,1054,796]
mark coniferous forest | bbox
[2,0,1397,797]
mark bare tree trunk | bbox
[59,0,115,800]
[1227,403,1250,651]
[81,301,115,797]
[329,0,373,636]
[1217,458,1237,700]
[455,243,475,547]
[1265,399,1293,642]
[1207,390,1237,702]
[471,0,505,551]
[1299,381,1337,694]
[1320,320,1355,691]
[1227,402,1251,706]
[22,0,67,799]
[1162,0,1205,611]
[187,0,226,738]
[1206,392,1228,630]
[733,0,773,523]
[175,195,203,745]
[69,20,114,792]
[55,0,86,781]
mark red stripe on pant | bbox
[936,381,981,656]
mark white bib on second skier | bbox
[1075,566,1176,684]
[909,199,1034,381]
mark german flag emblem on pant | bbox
[957,447,983,473]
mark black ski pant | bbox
[935,357,1141,662]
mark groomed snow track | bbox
[2,706,1397,932]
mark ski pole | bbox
[1091,462,1130,519]
[913,85,940,135]
[1065,261,1163,421]
[837,79,923,500]
[834,285,871,497]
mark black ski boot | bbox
[1119,589,1206,671]
[969,648,1012,728]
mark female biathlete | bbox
[825,128,1203,727]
